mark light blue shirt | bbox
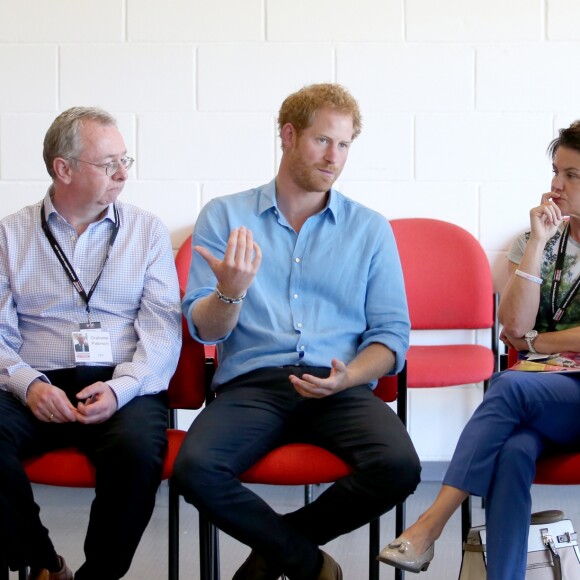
[182,179,410,389]
[0,192,182,408]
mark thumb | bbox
[75,385,99,401]
[194,245,219,271]
[331,358,346,374]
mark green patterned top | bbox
[508,222,580,332]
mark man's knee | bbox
[364,444,421,500]
[172,440,225,501]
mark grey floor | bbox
[8,480,580,579]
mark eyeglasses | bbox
[69,156,135,176]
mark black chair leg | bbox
[304,484,314,505]
[369,518,379,580]
[211,523,220,580]
[168,481,179,580]
[461,495,472,544]
[199,513,213,580]
[395,502,405,580]
[18,568,28,580]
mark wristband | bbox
[515,269,542,285]
[215,286,247,304]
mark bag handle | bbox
[540,527,562,580]
[531,510,564,525]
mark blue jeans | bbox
[173,366,421,580]
[444,370,580,580]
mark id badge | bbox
[72,328,113,364]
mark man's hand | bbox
[74,382,118,424]
[195,226,262,299]
[289,359,350,398]
[26,380,77,423]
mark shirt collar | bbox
[257,178,339,224]
[43,186,117,225]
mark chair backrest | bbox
[167,315,207,410]
[175,234,193,297]
[390,218,494,330]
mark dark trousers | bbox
[173,366,421,580]
[0,367,168,580]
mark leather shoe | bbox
[232,549,283,580]
[377,535,434,573]
[28,555,73,580]
[318,551,343,579]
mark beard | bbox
[287,149,341,194]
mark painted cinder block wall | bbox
[1,0,578,461]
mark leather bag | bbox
[459,510,580,579]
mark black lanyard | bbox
[548,221,580,330]
[40,204,120,321]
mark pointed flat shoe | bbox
[377,535,434,573]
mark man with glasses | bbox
[0,107,181,580]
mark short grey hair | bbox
[43,106,117,179]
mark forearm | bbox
[526,328,580,355]
[191,290,243,343]
[499,241,545,336]
[344,342,396,388]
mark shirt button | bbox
[300,345,305,351]
[293,294,298,299]
[294,257,301,263]
[297,322,303,328]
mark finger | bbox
[291,381,318,399]
[223,228,240,265]
[194,245,219,269]
[243,228,255,263]
[233,227,248,264]
[50,403,77,423]
[252,241,263,271]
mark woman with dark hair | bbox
[378,121,580,579]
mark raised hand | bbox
[195,226,262,298]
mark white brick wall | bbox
[0,0,577,460]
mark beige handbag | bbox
[459,510,580,579]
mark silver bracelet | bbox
[215,286,247,304]
[515,269,542,285]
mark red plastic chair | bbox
[390,219,499,542]
[4,315,208,580]
[175,234,193,296]
[389,218,499,391]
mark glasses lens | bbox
[122,157,135,171]
[105,157,134,176]
[105,162,118,177]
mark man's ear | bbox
[53,157,73,184]
[280,123,297,150]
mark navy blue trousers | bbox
[173,366,421,580]
[0,369,167,580]
[444,370,580,580]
